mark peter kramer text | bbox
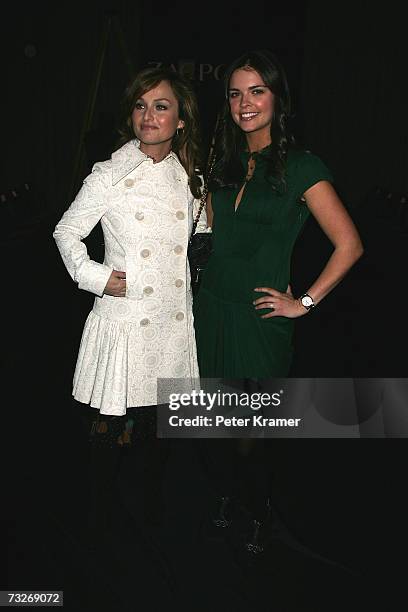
[168,415,302,428]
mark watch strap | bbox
[300,293,315,310]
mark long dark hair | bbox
[116,66,202,198]
[210,49,295,191]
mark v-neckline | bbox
[234,154,256,212]
[234,179,250,213]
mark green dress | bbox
[194,148,333,378]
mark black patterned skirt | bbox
[75,401,159,448]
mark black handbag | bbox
[187,114,219,296]
[187,183,212,296]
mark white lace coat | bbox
[54,140,207,415]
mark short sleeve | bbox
[293,151,334,201]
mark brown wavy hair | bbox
[210,49,295,193]
[116,66,202,198]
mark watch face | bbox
[301,295,313,307]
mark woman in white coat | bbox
[54,66,205,542]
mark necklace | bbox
[245,155,256,181]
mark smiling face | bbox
[228,67,275,141]
[131,80,185,150]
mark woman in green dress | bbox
[194,50,363,378]
[193,50,363,565]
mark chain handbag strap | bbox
[190,161,214,238]
[190,112,220,239]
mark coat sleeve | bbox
[53,163,113,297]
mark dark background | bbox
[2,1,408,610]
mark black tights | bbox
[198,438,271,520]
[76,402,170,541]
[197,378,274,520]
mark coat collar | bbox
[111,139,184,185]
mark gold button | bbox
[174,245,183,255]
[176,211,185,220]
[175,279,183,288]
[140,318,150,327]
[175,312,184,321]
[135,211,144,220]
[141,249,150,258]
[143,286,154,296]
[124,178,134,188]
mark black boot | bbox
[202,495,234,540]
[245,518,266,555]
[245,497,275,554]
[226,498,278,568]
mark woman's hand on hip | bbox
[253,285,305,319]
[103,270,126,297]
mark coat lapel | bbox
[111,140,145,185]
[111,139,186,186]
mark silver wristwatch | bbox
[300,293,315,311]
